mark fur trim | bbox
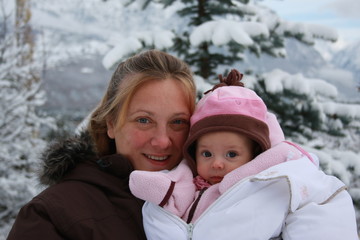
[39,131,96,186]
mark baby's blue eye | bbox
[201,151,212,158]
[226,151,238,158]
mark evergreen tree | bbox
[142,0,334,81]
[253,77,322,139]
[251,69,359,144]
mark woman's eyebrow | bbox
[128,110,153,116]
[172,112,191,117]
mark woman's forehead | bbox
[128,79,191,115]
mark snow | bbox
[194,75,214,95]
[190,20,268,47]
[253,4,280,30]
[81,67,94,74]
[279,21,338,44]
[304,146,360,186]
[263,69,338,98]
[102,37,143,69]
[103,30,175,69]
[333,40,360,73]
[319,102,360,119]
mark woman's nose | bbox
[150,126,172,149]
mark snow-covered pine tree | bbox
[247,69,359,145]
[252,75,322,138]
[0,0,55,237]
[142,1,336,80]
[157,0,286,80]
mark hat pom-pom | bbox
[204,69,244,94]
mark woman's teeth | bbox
[146,155,168,161]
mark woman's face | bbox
[107,78,191,171]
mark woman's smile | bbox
[144,154,170,161]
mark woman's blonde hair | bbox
[88,50,196,156]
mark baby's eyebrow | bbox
[225,145,240,148]
[196,143,210,149]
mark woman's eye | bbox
[173,119,182,124]
[172,119,189,125]
[137,118,150,124]
[201,151,212,158]
[226,151,238,158]
[170,119,189,131]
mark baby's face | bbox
[196,131,254,185]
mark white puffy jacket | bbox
[142,156,358,240]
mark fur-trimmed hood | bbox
[39,131,97,186]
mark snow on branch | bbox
[189,20,269,47]
[260,69,360,125]
[278,21,338,44]
[303,146,360,187]
[262,69,338,98]
[319,102,360,119]
[102,30,175,69]
[102,37,142,69]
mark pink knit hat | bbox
[183,69,271,162]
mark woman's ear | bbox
[106,119,115,139]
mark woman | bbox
[7,50,197,240]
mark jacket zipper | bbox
[187,223,194,240]
[186,187,207,223]
[157,207,195,239]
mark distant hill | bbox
[242,38,360,102]
[332,40,360,74]
[332,40,360,91]
[42,56,112,112]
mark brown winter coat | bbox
[7,132,147,240]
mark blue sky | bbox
[261,0,360,46]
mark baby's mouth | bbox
[210,176,223,184]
